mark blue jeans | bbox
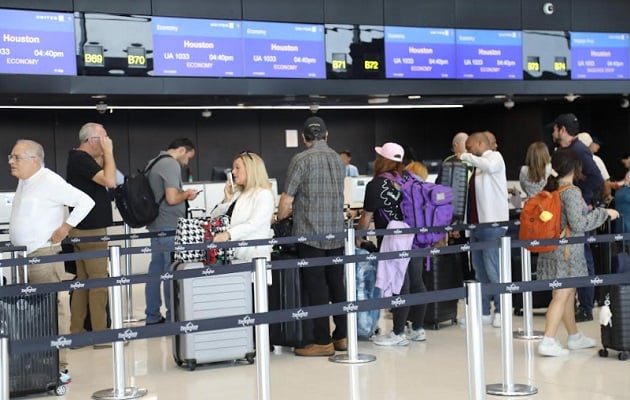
[144,230,174,323]
[577,243,595,311]
[470,227,506,315]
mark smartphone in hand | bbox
[226,169,235,191]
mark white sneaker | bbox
[538,339,569,357]
[567,333,597,350]
[405,327,426,342]
[492,313,501,328]
[372,331,409,346]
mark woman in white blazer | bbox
[210,151,275,262]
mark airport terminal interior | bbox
[23,287,630,400]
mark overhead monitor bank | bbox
[2,7,630,81]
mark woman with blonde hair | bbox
[519,141,552,198]
[211,151,274,262]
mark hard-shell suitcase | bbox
[423,253,463,329]
[599,285,630,361]
[268,252,313,348]
[0,293,66,397]
[171,262,255,370]
[436,160,469,223]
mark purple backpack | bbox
[381,172,454,248]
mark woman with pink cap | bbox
[356,142,428,346]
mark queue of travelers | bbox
[4,111,629,391]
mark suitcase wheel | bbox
[618,351,628,361]
[599,348,609,358]
[245,351,256,364]
[55,384,67,396]
[187,360,197,371]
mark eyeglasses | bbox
[8,154,36,162]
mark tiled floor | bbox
[22,286,630,400]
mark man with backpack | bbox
[459,131,509,328]
[144,138,198,325]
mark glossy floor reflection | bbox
[26,286,630,399]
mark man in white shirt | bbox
[459,131,509,328]
[9,139,94,379]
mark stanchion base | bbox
[513,330,544,340]
[329,353,376,364]
[486,383,538,396]
[92,387,148,400]
[123,318,141,324]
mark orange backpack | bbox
[519,185,573,253]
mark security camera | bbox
[95,102,108,114]
[621,97,629,109]
[504,99,515,110]
[201,109,212,118]
[309,104,319,114]
[542,2,554,15]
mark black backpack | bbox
[114,154,171,228]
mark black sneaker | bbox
[146,316,166,326]
[575,307,593,322]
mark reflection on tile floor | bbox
[23,286,630,399]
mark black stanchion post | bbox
[253,257,270,400]
[92,245,147,400]
[486,236,537,397]
[330,220,376,364]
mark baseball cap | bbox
[576,132,593,147]
[375,142,404,163]
[592,136,603,145]
[553,113,580,135]
[303,116,327,140]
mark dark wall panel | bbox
[0,0,73,11]
[455,0,522,29]
[73,0,151,15]
[197,110,259,182]
[572,0,630,32]
[325,0,383,25]
[242,0,324,23]
[151,0,242,20]
[522,0,572,30]
[384,0,455,28]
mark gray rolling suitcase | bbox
[171,262,255,370]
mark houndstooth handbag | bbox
[174,217,209,263]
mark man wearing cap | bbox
[277,116,347,357]
[553,114,605,322]
[577,132,612,203]
[459,131,509,328]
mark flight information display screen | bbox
[0,9,76,75]
[152,16,243,77]
[325,24,385,79]
[522,30,570,80]
[384,26,455,79]
[242,21,325,79]
[571,31,630,79]
[456,29,522,79]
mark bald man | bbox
[459,131,508,328]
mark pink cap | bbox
[375,142,404,163]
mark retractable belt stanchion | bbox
[93,246,147,400]
[330,221,376,364]
[486,236,537,397]
[514,248,543,340]
[465,281,486,400]
[122,224,139,324]
[253,257,271,400]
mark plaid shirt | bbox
[284,140,345,249]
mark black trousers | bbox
[297,244,347,345]
[392,256,428,335]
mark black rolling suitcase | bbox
[599,285,630,361]
[268,252,313,348]
[0,293,66,396]
[593,220,613,306]
[423,253,463,330]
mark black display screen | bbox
[522,30,570,80]
[325,24,384,79]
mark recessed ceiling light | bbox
[91,95,107,99]
[407,95,422,100]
